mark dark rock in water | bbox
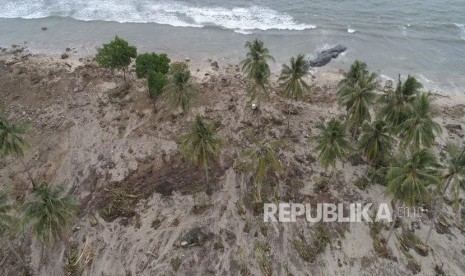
[41,27,47,31]
[309,45,347,67]
[180,227,208,247]
[61,53,69,59]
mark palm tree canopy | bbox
[23,183,77,244]
[0,193,20,238]
[241,39,274,80]
[442,142,465,206]
[179,115,222,167]
[279,54,312,100]
[163,62,196,114]
[443,142,465,183]
[398,92,442,150]
[0,115,28,158]
[379,75,422,127]
[387,149,439,207]
[314,119,353,169]
[247,60,270,103]
[338,71,378,129]
[240,140,283,183]
[338,60,369,87]
[358,120,396,164]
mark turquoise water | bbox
[0,0,464,94]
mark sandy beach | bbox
[0,44,465,276]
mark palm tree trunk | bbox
[123,68,126,83]
[387,201,402,241]
[19,157,36,190]
[204,165,210,196]
[287,100,291,134]
[425,177,453,245]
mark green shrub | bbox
[135,53,170,78]
[170,256,182,272]
[367,167,388,186]
[147,71,167,98]
[95,36,137,81]
[170,62,189,75]
[354,176,370,190]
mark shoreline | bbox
[2,43,463,100]
[1,15,464,95]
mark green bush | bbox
[354,176,370,190]
[170,256,182,272]
[170,62,190,75]
[135,53,170,78]
[147,71,167,98]
[95,36,137,81]
[367,167,388,186]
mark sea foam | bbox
[0,0,316,32]
[454,23,465,40]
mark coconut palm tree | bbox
[338,70,378,137]
[239,140,282,203]
[425,142,465,244]
[23,183,77,245]
[179,115,222,194]
[386,149,439,241]
[241,39,274,80]
[358,120,396,166]
[338,60,369,89]
[313,119,353,169]
[248,60,270,104]
[0,114,35,189]
[0,192,28,271]
[279,54,312,131]
[398,93,442,150]
[163,62,196,115]
[0,193,19,238]
[379,75,422,128]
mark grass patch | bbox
[170,256,182,272]
[254,241,272,276]
[293,224,331,263]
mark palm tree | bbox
[179,115,222,194]
[358,120,396,166]
[338,60,369,88]
[386,149,439,241]
[425,142,465,244]
[338,69,378,137]
[279,54,312,131]
[241,39,274,80]
[163,62,196,115]
[0,192,28,271]
[239,140,282,202]
[0,193,19,238]
[398,93,442,150]
[248,60,271,104]
[0,114,35,189]
[23,183,77,245]
[379,75,422,128]
[313,119,353,169]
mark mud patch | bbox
[88,156,231,222]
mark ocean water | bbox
[0,0,464,94]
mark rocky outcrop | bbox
[309,45,347,67]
